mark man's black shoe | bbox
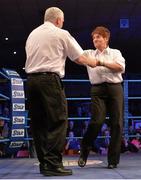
[78,147,90,167]
[40,164,72,176]
[108,164,117,169]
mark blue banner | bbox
[3,68,26,148]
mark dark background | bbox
[0,0,141,78]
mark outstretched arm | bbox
[74,54,98,68]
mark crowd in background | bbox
[0,102,141,158]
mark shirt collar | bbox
[95,46,110,55]
[44,21,56,28]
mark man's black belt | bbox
[27,71,59,77]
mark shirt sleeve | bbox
[113,49,125,73]
[63,31,84,61]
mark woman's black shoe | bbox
[78,147,90,167]
[78,156,87,167]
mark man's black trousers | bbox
[27,72,68,168]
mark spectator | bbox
[65,131,80,155]
[0,119,4,138]
[121,136,130,153]
[129,132,141,152]
[121,133,141,153]
[3,107,9,117]
[67,121,80,137]
[2,122,9,138]
[16,143,30,158]
[94,129,110,155]
[82,120,89,136]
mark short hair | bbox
[91,26,110,41]
[44,7,64,23]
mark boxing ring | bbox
[0,68,141,179]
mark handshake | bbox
[76,54,105,68]
[89,57,105,68]
[85,56,105,68]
